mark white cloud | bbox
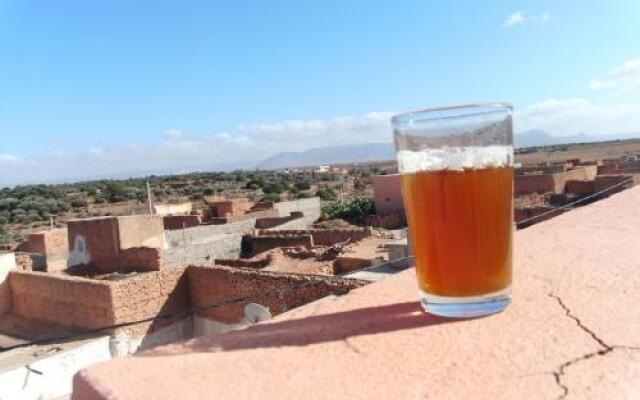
[2,102,639,187]
[516,98,640,135]
[88,147,104,156]
[163,129,184,140]
[504,11,551,28]
[589,58,640,92]
[0,154,21,166]
[239,111,396,149]
[504,11,524,27]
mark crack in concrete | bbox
[550,293,610,350]
[548,292,617,400]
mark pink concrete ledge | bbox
[73,187,640,400]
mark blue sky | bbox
[1,0,639,185]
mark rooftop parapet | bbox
[73,185,640,399]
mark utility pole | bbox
[147,181,153,215]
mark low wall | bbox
[515,168,592,195]
[565,180,595,197]
[274,197,321,226]
[241,235,313,258]
[165,219,256,248]
[8,266,190,332]
[187,264,366,324]
[594,175,637,195]
[108,267,190,336]
[257,228,372,246]
[163,234,243,267]
[163,215,202,230]
[9,272,114,329]
[215,258,271,269]
[254,212,304,229]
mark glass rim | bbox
[392,102,512,126]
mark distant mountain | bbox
[256,143,396,170]
[254,131,640,170]
[515,130,640,148]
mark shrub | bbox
[316,188,337,201]
[294,181,311,190]
[260,193,281,203]
[322,196,375,223]
[263,182,285,194]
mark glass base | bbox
[420,288,511,318]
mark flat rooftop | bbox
[73,185,640,399]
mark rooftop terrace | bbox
[72,185,640,399]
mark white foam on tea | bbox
[397,145,513,173]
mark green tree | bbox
[322,196,375,223]
[316,188,337,201]
[263,182,285,194]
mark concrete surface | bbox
[73,186,640,400]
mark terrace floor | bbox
[73,185,640,399]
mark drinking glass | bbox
[392,103,513,317]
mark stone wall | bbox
[257,228,372,246]
[241,235,313,258]
[187,264,366,324]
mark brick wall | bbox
[187,264,366,324]
[257,229,372,246]
[241,235,313,258]
[9,272,114,329]
[8,266,190,333]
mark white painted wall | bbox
[0,337,111,400]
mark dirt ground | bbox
[515,139,640,165]
[252,237,392,276]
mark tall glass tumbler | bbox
[392,103,513,318]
